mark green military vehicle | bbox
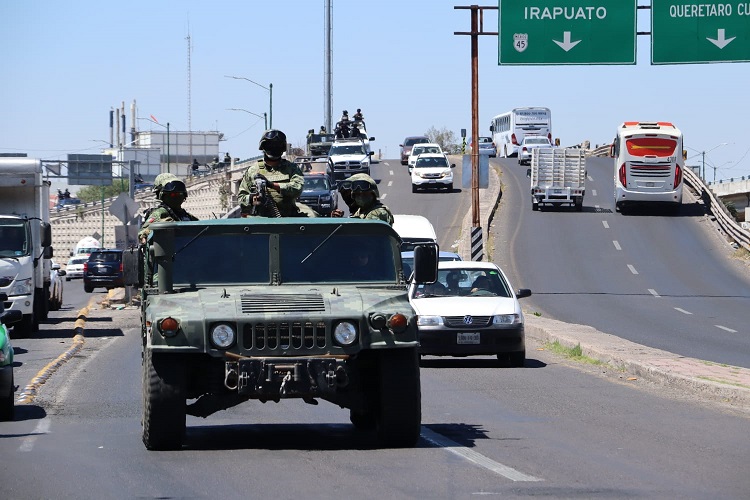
[132,217,437,450]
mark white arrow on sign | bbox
[707,28,735,49]
[553,31,581,52]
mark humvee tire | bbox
[376,347,421,448]
[142,349,186,450]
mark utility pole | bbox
[454,5,497,261]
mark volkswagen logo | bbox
[463,315,473,325]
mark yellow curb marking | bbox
[16,297,97,404]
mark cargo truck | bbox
[0,158,55,336]
[529,148,586,211]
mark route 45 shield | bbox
[514,34,528,53]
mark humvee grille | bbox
[240,294,325,313]
[242,321,328,350]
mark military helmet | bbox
[338,173,379,198]
[153,173,179,196]
[258,129,287,160]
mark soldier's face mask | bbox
[353,191,373,207]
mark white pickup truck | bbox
[529,148,586,212]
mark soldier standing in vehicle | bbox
[353,108,364,121]
[238,129,307,217]
[331,174,393,225]
[138,173,198,243]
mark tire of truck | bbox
[142,349,186,451]
[0,371,14,421]
[376,347,421,448]
[531,198,539,211]
[575,197,583,212]
[349,409,377,430]
[411,184,417,193]
[84,284,93,293]
[13,314,34,338]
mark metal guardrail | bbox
[683,167,750,252]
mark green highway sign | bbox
[652,1,750,64]
[499,1,637,65]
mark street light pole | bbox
[227,108,268,130]
[225,75,273,129]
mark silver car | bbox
[65,255,88,281]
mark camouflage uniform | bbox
[238,159,305,217]
[350,174,394,225]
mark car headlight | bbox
[417,315,443,327]
[493,314,521,325]
[211,323,236,348]
[10,278,33,296]
[441,169,452,178]
[321,195,332,202]
[334,321,357,345]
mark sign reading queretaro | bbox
[651,0,750,64]
[499,1,637,65]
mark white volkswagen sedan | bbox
[409,261,531,366]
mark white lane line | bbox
[715,325,737,333]
[602,220,609,229]
[612,240,621,250]
[421,427,542,482]
[381,193,388,200]
[592,189,597,197]
[627,264,638,275]
[389,169,394,176]
[587,175,594,182]
[19,418,51,452]
[674,307,692,315]
[648,289,660,297]
[387,180,393,187]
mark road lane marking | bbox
[19,418,51,452]
[602,221,609,229]
[649,289,660,297]
[387,180,393,187]
[381,193,388,200]
[587,175,594,182]
[592,189,597,197]
[613,240,621,250]
[715,325,737,333]
[627,264,638,275]
[674,307,692,314]
[421,427,542,482]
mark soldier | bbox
[138,173,198,243]
[353,108,364,121]
[332,173,393,225]
[238,129,308,217]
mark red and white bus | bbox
[612,121,683,214]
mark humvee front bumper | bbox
[226,356,351,399]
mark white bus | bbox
[489,107,552,158]
[612,121,683,214]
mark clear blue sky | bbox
[2,0,749,187]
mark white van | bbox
[392,214,437,251]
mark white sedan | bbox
[518,136,552,165]
[409,261,531,366]
[65,255,88,280]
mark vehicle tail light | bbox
[119,262,123,272]
[674,164,682,189]
[83,262,88,272]
[619,163,627,187]
[511,133,518,145]
[547,132,552,142]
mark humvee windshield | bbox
[170,230,397,286]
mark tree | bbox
[76,181,131,203]
[425,126,459,153]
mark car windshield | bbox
[411,268,512,298]
[478,137,492,143]
[303,178,329,191]
[69,257,88,266]
[413,146,441,155]
[330,145,365,155]
[90,252,121,263]
[415,157,448,169]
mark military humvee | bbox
[131,217,437,450]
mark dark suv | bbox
[83,249,124,293]
[400,136,430,165]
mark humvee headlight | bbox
[211,323,236,349]
[333,321,357,345]
[158,317,180,337]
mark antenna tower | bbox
[186,29,193,163]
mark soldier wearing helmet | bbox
[353,108,364,121]
[138,173,198,242]
[331,173,393,225]
[238,129,307,217]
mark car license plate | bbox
[553,189,562,194]
[457,332,480,344]
[646,182,654,187]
